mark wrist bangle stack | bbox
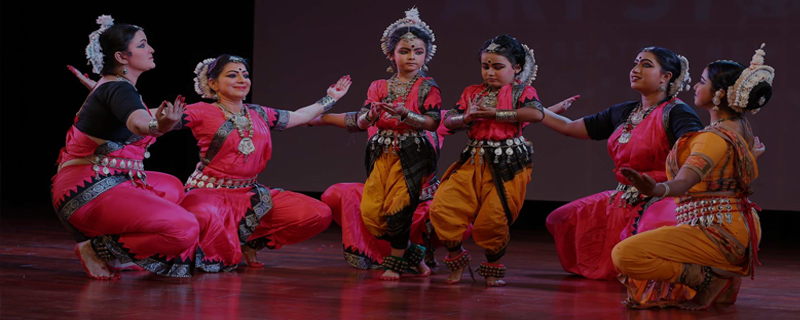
[358,112,375,128]
[444,114,467,129]
[317,95,336,112]
[495,110,518,122]
[148,119,164,137]
[401,111,425,128]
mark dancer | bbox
[430,34,544,287]
[321,8,442,280]
[612,44,773,310]
[52,15,199,279]
[542,47,702,280]
[180,54,349,271]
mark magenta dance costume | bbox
[546,55,703,280]
[321,111,472,269]
[183,58,332,272]
[52,86,198,278]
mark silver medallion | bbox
[617,132,631,144]
[238,137,256,155]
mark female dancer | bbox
[182,54,350,271]
[542,47,702,280]
[430,34,544,287]
[323,8,443,280]
[612,44,773,310]
[52,15,199,279]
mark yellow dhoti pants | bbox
[430,155,531,260]
[361,152,416,248]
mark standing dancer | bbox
[430,34,544,287]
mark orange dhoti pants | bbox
[430,156,531,262]
[611,205,761,308]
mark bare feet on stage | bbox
[74,241,120,280]
[241,246,264,268]
[486,276,506,287]
[679,277,732,310]
[415,261,431,277]
[445,264,464,284]
[380,269,401,281]
[716,276,742,304]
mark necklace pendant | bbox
[238,137,256,155]
[618,132,631,144]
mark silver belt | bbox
[675,197,745,227]
[186,170,257,189]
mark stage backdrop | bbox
[252,0,799,211]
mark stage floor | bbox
[1,212,799,320]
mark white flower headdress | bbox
[193,58,217,99]
[668,55,691,98]
[85,15,115,74]
[727,43,775,114]
[517,44,538,86]
[381,7,437,71]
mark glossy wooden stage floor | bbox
[1,211,799,320]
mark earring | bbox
[386,66,394,73]
[213,93,219,100]
[122,67,128,75]
[658,84,667,92]
[712,89,724,111]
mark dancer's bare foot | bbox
[486,276,506,287]
[715,277,742,304]
[415,261,431,277]
[379,269,401,281]
[445,265,464,284]
[241,246,264,268]
[679,277,731,310]
[74,241,119,280]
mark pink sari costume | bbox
[51,81,199,277]
[546,97,703,280]
[180,102,332,272]
[321,110,471,269]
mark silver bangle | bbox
[401,111,426,128]
[316,95,336,112]
[148,119,164,136]
[444,114,467,129]
[357,112,375,128]
[495,110,518,122]
[659,183,670,197]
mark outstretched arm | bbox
[284,76,352,129]
[540,95,590,139]
[620,166,701,198]
[308,113,348,128]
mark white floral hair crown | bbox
[193,58,217,99]
[85,15,115,74]
[381,7,437,71]
[668,55,691,98]
[727,43,774,114]
[517,43,538,86]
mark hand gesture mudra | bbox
[619,167,657,196]
[326,75,352,101]
[548,95,581,114]
[155,95,186,133]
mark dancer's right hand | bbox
[154,95,186,133]
[326,75,352,102]
[548,95,580,114]
[68,65,97,89]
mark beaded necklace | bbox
[476,85,500,109]
[383,73,422,119]
[215,102,255,160]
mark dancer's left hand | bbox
[68,65,97,89]
[619,167,657,196]
[326,75,352,101]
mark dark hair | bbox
[386,26,432,56]
[99,24,143,76]
[640,46,683,89]
[479,34,526,72]
[707,60,772,111]
[207,54,250,81]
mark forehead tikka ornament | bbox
[381,7,437,71]
[727,43,775,114]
